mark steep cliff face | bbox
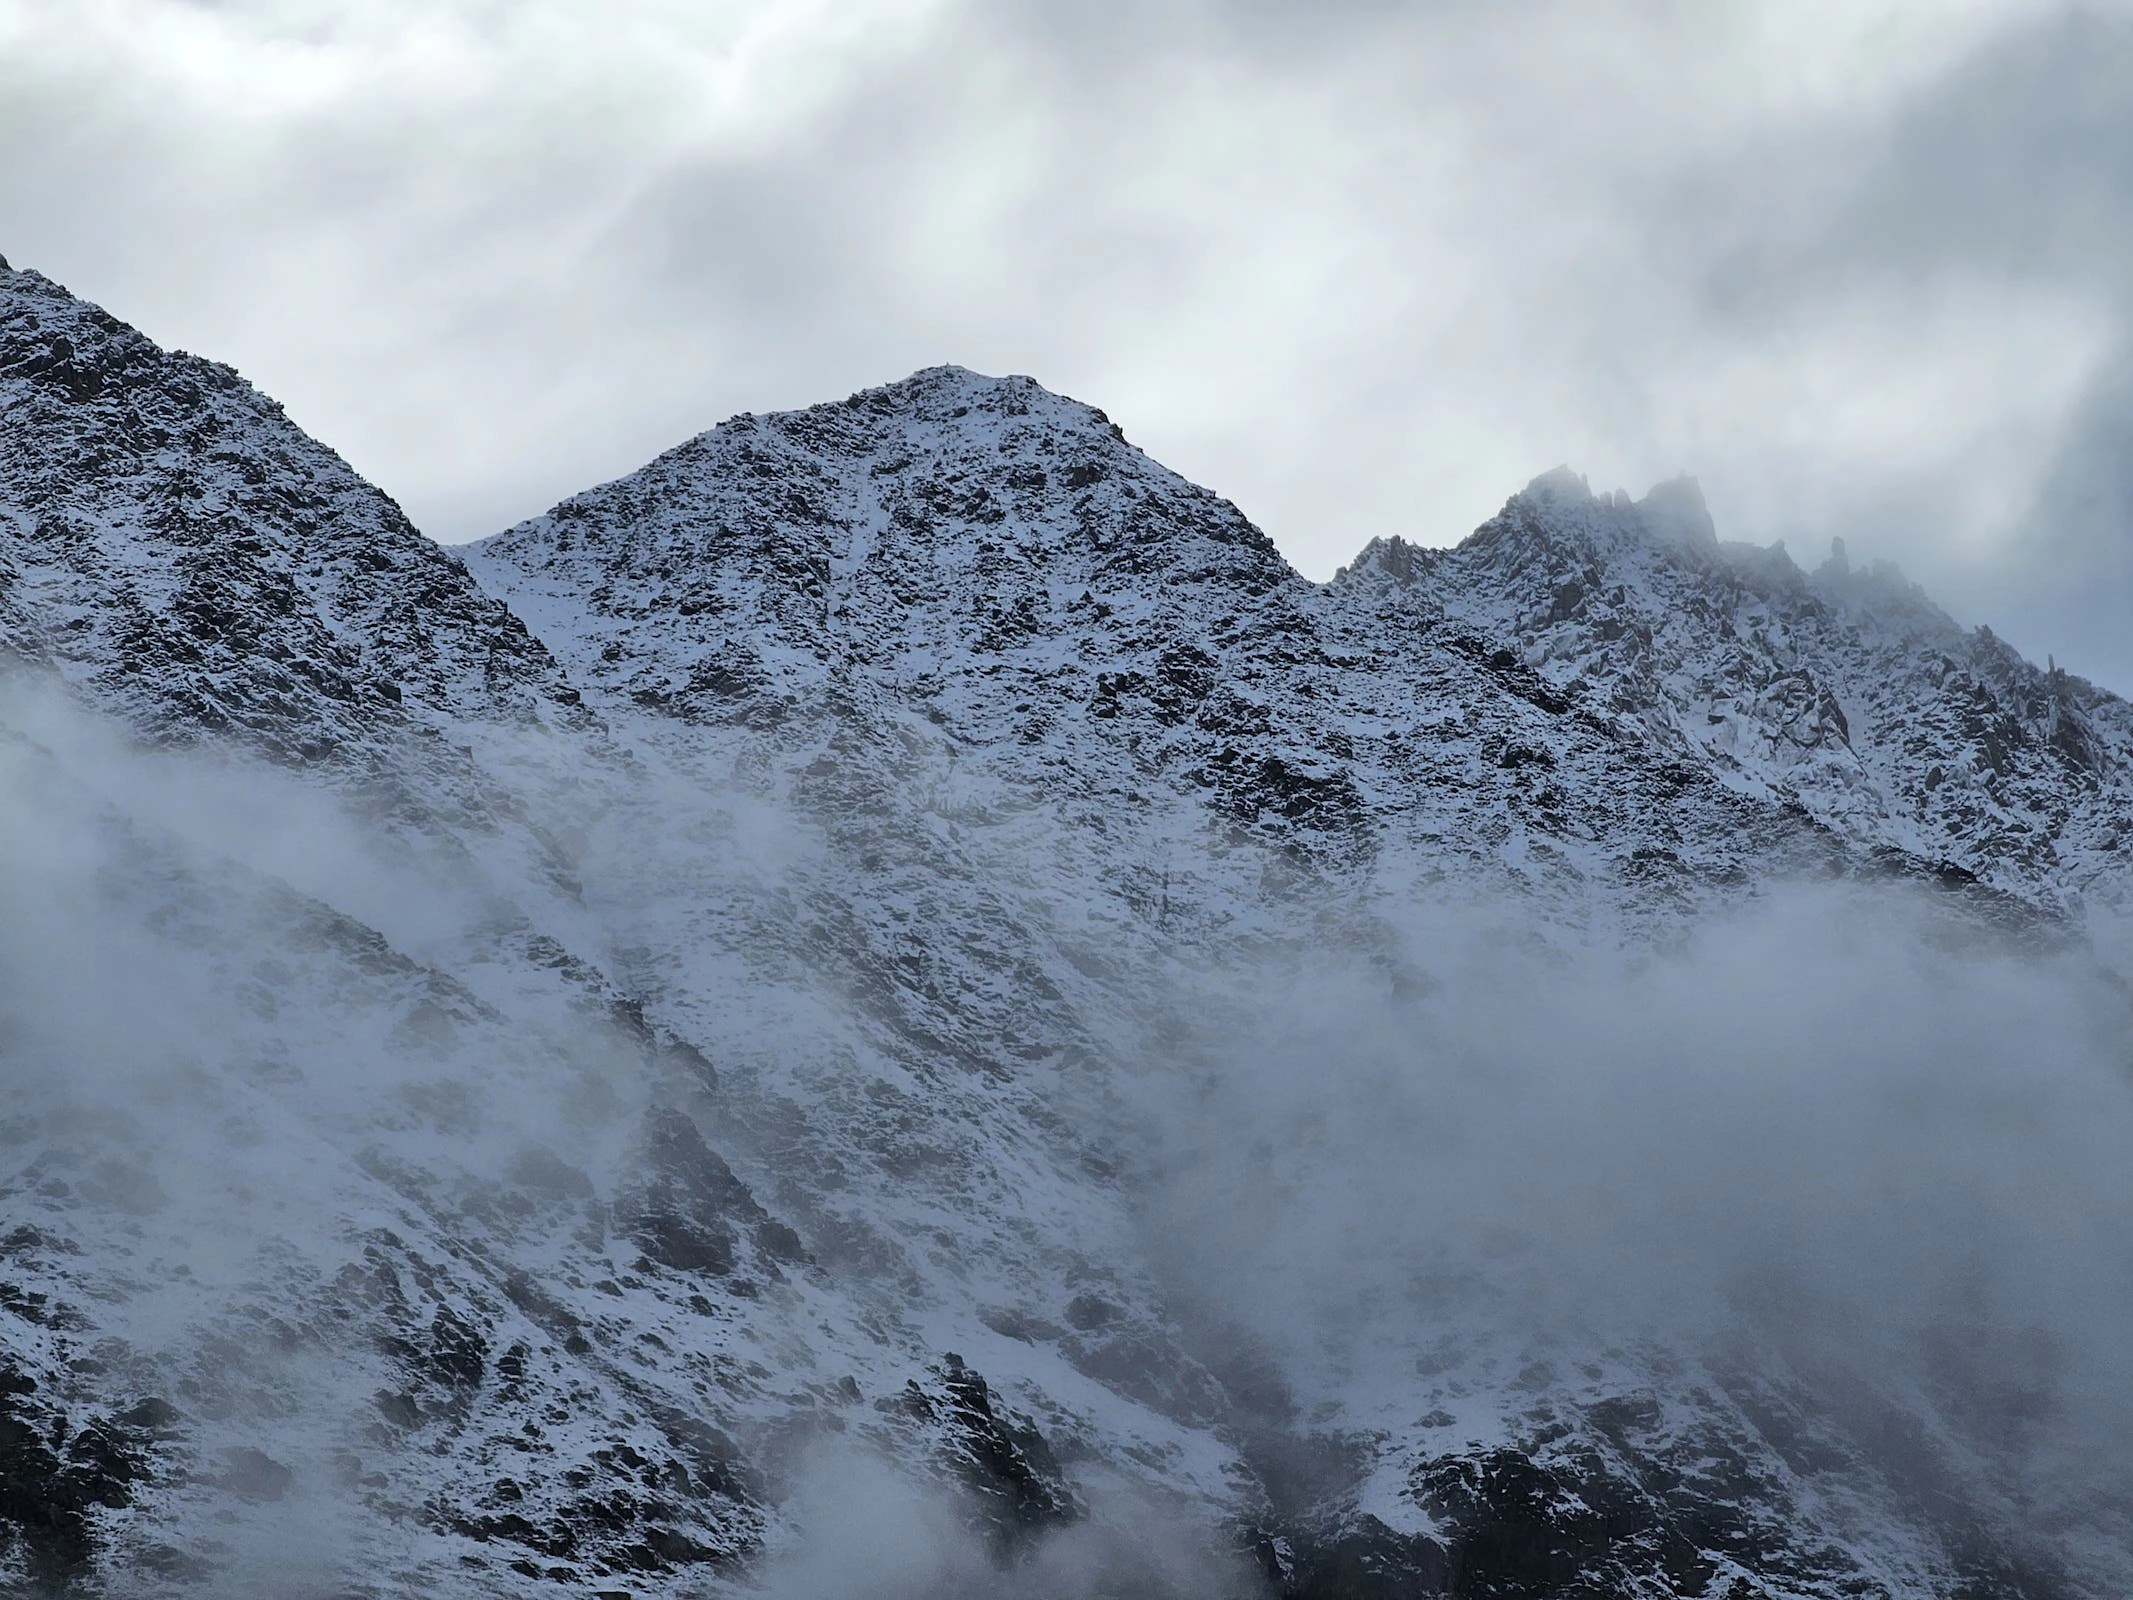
[4,265,2130,1598]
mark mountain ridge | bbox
[4,262,2130,1598]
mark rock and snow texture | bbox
[4,258,2132,1598]
[1338,467,2133,917]
[0,260,584,757]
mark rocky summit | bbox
[4,259,2131,1599]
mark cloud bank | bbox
[5,0,2130,686]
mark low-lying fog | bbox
[5,680,2131,1597]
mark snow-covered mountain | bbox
[5,257,2131,1599]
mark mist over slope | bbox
[4,258,2132,1598]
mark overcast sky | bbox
[5,0,2130,686]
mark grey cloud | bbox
[1647,5,2133,685]
[6,1,2128,685]
[1839,8,2133,278]
[1110,880,2133,1523]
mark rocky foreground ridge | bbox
[3,256,2130,1597]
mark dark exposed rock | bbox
[0,1363,158,1586]
[619,1107,803,1280]
[884,1354,1081,1554]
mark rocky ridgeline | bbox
[2,261,2126,1597]
[1337,466,2133,915]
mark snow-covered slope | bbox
[1337,467,2133,918]
[0,260,586,757]
[4,262,2130,1599]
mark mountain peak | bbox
[1332,533,1438,588]
[1508,467,1715,551]
[1,259,582,759]
[818,362,1131,443]
[482,358,1280,581]
[1635,472,1716,549]
[1520,463,1593,505]
[1,257,128,327]
[469,361,1295,722]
